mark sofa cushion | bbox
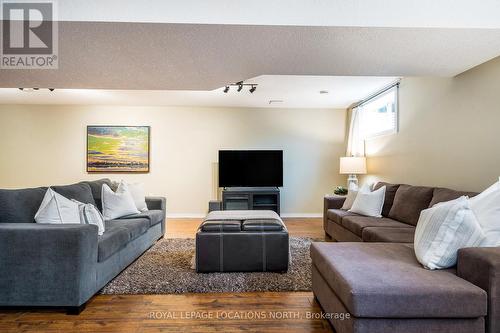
[79,179,112,211]
[52,183,96,206]
[0,187,47,223]
[310,242,487,318]
[327,209,357,224]
[362,226,415,243]
[341,215,413,237]
[98,224,130,262]
[119,210,164,227]
[106,218,149,241]
[242,219,284,231]
[201,220,241,232]
[429,187,478,208]
[373,182,400,217]
[388,185,434,226]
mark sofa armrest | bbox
[146,196,166,211]
[0,223,98,307]
[457,247,500,333]
[324,195,346,210]
[323,195,346,232]
[146,197,167,235]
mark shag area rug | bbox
[101,237,316,294]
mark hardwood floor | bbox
[168,217,327,239]
[0,218,332,333]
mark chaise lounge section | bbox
[311,242,497,333]
[0,179,166,313]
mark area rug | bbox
[100,237,317,294]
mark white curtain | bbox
[346,106,365,157]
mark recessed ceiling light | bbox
[319,90,329,94]
[269,100,284,104]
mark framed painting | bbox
[87,126,150,173]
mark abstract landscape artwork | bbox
[87,126,150,172]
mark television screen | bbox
[218,150,283,187]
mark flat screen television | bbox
[218,150,283,187]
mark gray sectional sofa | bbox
[0,179,166,313]
[314,182,500,333]
[323,182,477,243]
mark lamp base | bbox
[347,174,359,191]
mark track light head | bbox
[223,82,258,95]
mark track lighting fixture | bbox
[19,87,55,92]
[222,81,258,94]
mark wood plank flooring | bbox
[0,218,332,333]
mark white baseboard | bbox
[166,213,322,219]
[280,213,322,218]
[166,213,206,219]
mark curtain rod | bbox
[351,79,401,109]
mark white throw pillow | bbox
[101,183,140,221]
[118,181,148,212]
[469,180,500,246]
[341,190,358,210]
[72,200,105,236]
[348,186,386,217]
[35,188,81,224]
[341,184,371,210]
[414,196,484,270]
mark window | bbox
[359,86,398,139]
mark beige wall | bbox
[0,105,346,216]
[362,56,500,192]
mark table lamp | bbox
[339,157,367,190]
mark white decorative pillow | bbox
[72,200,105,236]
[469,180,500,246]
[348,186,386,217]
[341,190,358,210]
[118,181,148,212]
[101,183,140,221]
[35,188,81,224]
[341,184,371,210]
[414,196,484,270]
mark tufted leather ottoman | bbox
[195,210,289,272]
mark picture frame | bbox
[86,125,150,173]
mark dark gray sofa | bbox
[0,179,166,313]
[314,182,500,333]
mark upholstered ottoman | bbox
[195,210,289,272]
[310,242,487,333]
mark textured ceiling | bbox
[45,0,500,29]
[1,22,500,90]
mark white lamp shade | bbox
[340,157,367,174]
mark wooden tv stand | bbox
[221,187,280,215]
